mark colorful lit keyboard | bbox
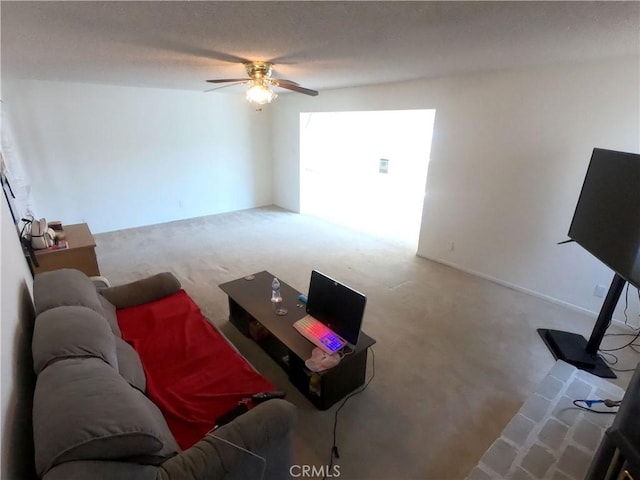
[293,315,345,354]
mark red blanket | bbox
[117,290,274,450]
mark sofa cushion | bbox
[34,269,104,317]
[99,272,182,309]
[115,337,146,392]
[32,306,118,375]
[33,357,179,477]
[99,295,122,337]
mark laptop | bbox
[293,270,367,354]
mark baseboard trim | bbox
[417,253,634,330]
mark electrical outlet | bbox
[594,284,607,298]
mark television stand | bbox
[537,329,615,378]
[538,273,626,379]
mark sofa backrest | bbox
[34,269,105,317]
[31,269,179,478]
[32,305,118,374]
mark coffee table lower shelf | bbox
[287,346,370,410]
[220,271,376,410]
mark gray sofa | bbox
[32,269,296,480]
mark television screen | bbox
[305,270,367,346]
[568,148,640,289]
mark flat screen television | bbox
[305,270,367,346]
[568,148,640,288]
[539,148,640,378]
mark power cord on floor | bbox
[322,347,375,480]
[601,331,640,352]
[597,285,640,371]
[598,329,640,372]
[598,350,640,373]
[572,398,621,414]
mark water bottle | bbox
[271,277,287,315]
[271,277,282,303]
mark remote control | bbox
[252,391,286,403]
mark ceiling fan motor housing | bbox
[206,60,318,97]
[244,61,273,80]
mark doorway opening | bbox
[299,109,435,249]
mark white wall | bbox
[0,80,275,478]
[3,59,639,324]
[271,57,640,323]
[3,80,273,233]
[1,195,37,480]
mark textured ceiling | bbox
[2,1,639,95]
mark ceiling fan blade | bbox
[204,82,246,92]
[206,78,249,83]
[271,79,318,96]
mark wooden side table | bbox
[33,223,101,277]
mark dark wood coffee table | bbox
[219,271,376,410]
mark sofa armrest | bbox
[99,273,182,309]
[157,399,297,480]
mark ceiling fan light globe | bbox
[246,82,277,105]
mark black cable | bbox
[322,347,375,480]
[603,332,640,338]
[598,350,618,365]
[609,365,639,373]
[623,283,629,327]
[600,330,640,352]
[599,292,640,367]
[598,350,640,373]
[602,285,640,334]
[622,283,639,331]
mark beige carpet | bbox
[94,206,638,480]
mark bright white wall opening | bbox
[299,109,435,248]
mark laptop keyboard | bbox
[294,316,345,354]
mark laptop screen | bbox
[305,270,367,346]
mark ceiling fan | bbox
[206,61,318,105]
